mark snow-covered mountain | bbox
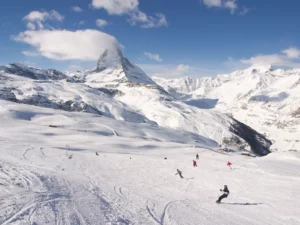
[153,65,300,152]
[0,49,272,156]
[1,50,300,225]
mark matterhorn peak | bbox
[96,46,124,72]
[89,46,155,85]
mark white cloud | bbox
[91,0,167,28]
[241,52,300,68]
[22,51,40,57]
[176,64,190,73]
[96,19,108,28]
[224,0,237,14]
[23,11,50,22]
[128,11,167,28]
[71,6,83,13]
[141,13,167,28]
[282,47,300,59]
[26,22,35,30]
[202,0,240,14]
[24,10,64,22]
[14,29,119,61]
[91,0,139,15]
[23,10,64,30]
[144,52,163,62]
[203,0,222,7]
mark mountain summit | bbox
[88,47,155,86]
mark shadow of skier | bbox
[223,202,263,206]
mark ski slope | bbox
[0,100,299,225]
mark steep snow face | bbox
[154,66,300,152]
[87,47,155,86]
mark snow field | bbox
[0,101,300,224]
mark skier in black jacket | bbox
[175,169,183,179]
[216,185,230,203]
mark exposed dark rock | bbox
[2,63,69,80]
[97,87,124,97]
[0,88,19,102]
[229,117,272,156]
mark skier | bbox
[96,152,99,156]
[196,154,199,160]
[216,185,230,203]
[193,160,197,167]
[175,169,183,179]
[227,161,232,169]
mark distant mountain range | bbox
[0,48,278,156]
[154,64,300,152]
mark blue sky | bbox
[1,0,300,77]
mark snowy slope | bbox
[0,49,272,156]
[0,100,299,225]
[154,65,300,152]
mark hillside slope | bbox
[154,65,300,152]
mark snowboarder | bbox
[216,185,230,203]
[196,154,199,160]
[227,161,232,169]
[96,152,99,156]
[193,160,197,167]
[175,169,183,179]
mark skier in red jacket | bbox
[227,161,232,169]
[193,160,197,167]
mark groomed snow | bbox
[1,100,299,225]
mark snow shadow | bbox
[10,110,52,121]
[183,98,219,109]
[250,92,289,103]
[223,202,263,206]
[56,147,88,152]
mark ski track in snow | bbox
[22,147,33,160]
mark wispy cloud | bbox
[282,47,300,59]
[202,0,248,15]
[71,6,83,13]
[240,47,300,68]
[96,19,108,28]
[22,51,40,57]
[91,0,167,28]
[23,10,64,30]
[239,7,250,15]
[224,0,237,14]
[144,52,163,62]
[138,64,190,78]
[203,0,222,7]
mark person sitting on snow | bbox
[216,185,230,203]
